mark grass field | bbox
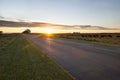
[0,34,75,80]
[37,33,120,47]
[57,37,120,47]
[0,34,17,49]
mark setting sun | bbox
[44,28,54,34]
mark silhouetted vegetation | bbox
[22,29,31,34]
[0,31,3,35]
[34,33,120,47]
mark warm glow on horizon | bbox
[0,27,120,33]
[44,28,54,34]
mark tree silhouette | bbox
[22,29,31,34]
[0,31,3,34]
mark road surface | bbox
[24,34,120,80]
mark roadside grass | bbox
[0,34,75,80]
[55,37,120,48]
[0,34,16,49]
[34,33,120,48]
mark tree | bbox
[0,31,3,34]
[22,29,31,34]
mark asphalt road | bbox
[24,34,120,80]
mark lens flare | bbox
[44,28,54,34]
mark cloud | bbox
[0,20,108,30]
[0,16,109,30]
[0,20,29,27]
[54,24,107,30]
[0,16,5,19]
[0,16,29,22]
[30,22,55,27]
[0,20,59,28]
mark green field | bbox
[42,33,120,47]
[0,34,75,80]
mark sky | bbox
[0,0,120,33]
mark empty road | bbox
[24,34,120,80]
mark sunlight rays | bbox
[44,28,54,34]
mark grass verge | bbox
[56,37,120,48]
[0,34,75,80]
